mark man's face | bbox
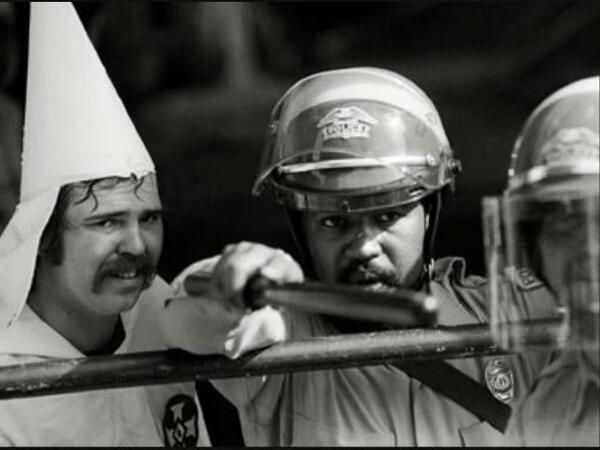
[39,174,163,319]
[302,202,428,291]
[537,196,599,319]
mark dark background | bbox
[0,1,598,445]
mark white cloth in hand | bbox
[160,257,288,359]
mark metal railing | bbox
[0,318,560,400]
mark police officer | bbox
[162,67,554,446]
[484,76,599,446]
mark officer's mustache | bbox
[93,254,156,292]
[337,261,402,289]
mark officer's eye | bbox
[376,211,401,225]
[319,216,346,229]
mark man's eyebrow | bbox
[141,208,163,215]
[141,208,164,218]
[83,208,163,222]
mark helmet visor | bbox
[483,187,599,351]
[256,100,456,212]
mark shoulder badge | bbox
[514,267,544,291]
[485,359,514,404]
[163,394,199,447]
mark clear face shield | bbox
[483,178,599,351]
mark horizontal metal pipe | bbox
[0,319,561,400]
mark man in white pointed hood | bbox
[0,3,210,446]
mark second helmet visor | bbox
[483,185,599,351]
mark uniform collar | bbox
[429,257,485,326]
[431,256,468,284]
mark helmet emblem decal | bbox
[484,359,514,404]
[162,394,199,447]
[317,106,378,141]
[541,127,599,165]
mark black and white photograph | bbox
[0,1,598,446]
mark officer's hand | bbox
[161,245,303,359]
[160,293,287,358]
[209,241,304,311]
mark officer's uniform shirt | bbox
[503,348,599,446]
[0,277,211,447]
[200,257,556,446]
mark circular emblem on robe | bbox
[485,359,514,404]
[162,394,199,447]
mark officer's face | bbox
[536,193,599,353]
[537,196,599,318]
[302,202,428,290]
[38,174,163,319]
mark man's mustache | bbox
[94,254,156,291]
[337,261,402,288]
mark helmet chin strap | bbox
[420,190,443,293]
[284,208,317,280]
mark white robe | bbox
[0,277,211,447]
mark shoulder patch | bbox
[444,257,486,289]
[513,267,544,291]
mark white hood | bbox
[0,2,155,328]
